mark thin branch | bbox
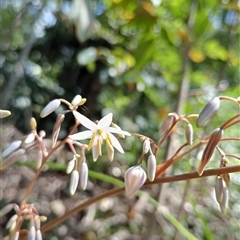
[21,122,79,203]
[40,165,240,234]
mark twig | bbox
[40,165,240,234]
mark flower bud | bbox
[39,130,46,138]
[71,95,82,106]
[24,133,35,144]
[196,97,220,127]
[51,114,65,148]
[79,98,87,106]
[186,114,198,120]
[66,158,76,174]
[34,216,41,231]
[2,140,22,158]
[36,230,42,240]
[28,226,36,240]
[159,115,174,135]
[9,220,17,233]
[143,138,150,154]
[12,231,19,240]
[147,154,156,182]
[69,170,79,195]
[30,117,37,130]
[39,216,47,222]
[222,173,230,187]
[220,185,229,215]
[215,176,224,203]
[40,99,61,118]
[185,123,193,145]
[125,165,146,197]
[0,204,14,217]
[198,128,223,176]
[80,162,88,190]
[6,214,18,229]
[0,109,11,118]
[36,150,43,169]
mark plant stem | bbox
[221,114,240,129]
[40,165,240,234]
[21,123,79,203]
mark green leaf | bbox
[77,47,97,65]
[204,40,228,61]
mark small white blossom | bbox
[69,111,131,161]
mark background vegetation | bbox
[1,0,239,239]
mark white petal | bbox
[107,127,131,136]
[92,144,100,162]
[73,111,97,130]
[98,113,113,129]
[69,130,92,140]
[108,133,124,153]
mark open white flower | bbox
[69,111,131,161]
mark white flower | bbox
[69,111,131,161]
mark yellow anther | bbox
[88,131,97,150]
[97,138,102,156]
